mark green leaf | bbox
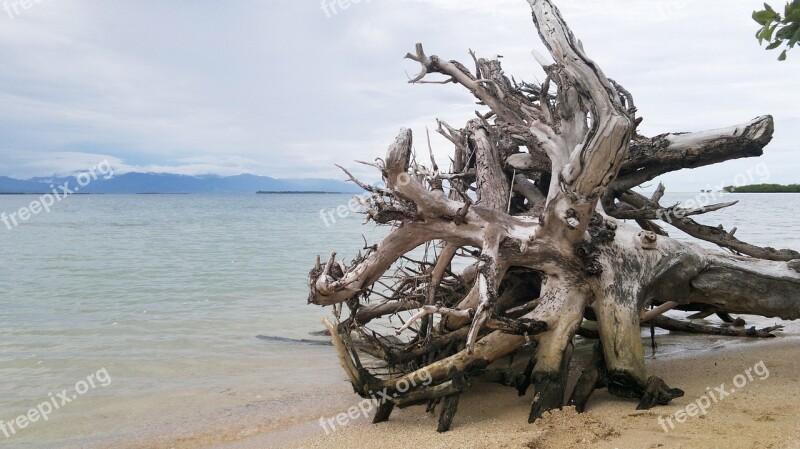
[791,27,800,47]
[786,9,800,22]
[753,9,778,24]
[763,23,779,41]
[766,39,784,49]
[764,2,776,14]
[777,23,799,39]
[779,49,788,60]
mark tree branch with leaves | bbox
[754,1,800,60]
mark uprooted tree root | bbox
[306,0,800,432]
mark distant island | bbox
[256,191,343,194]
[723,184,800,193]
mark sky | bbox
[0,0,798,190]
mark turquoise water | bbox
[0,194,382,448]
[0,193,797,448]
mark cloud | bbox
[0,149,282,179]
[0,0,796,187]
[0,150,123,178]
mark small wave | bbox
[255,335,332,346]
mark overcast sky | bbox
[0,0,798,190]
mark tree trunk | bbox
[306,0,800,431]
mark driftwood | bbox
[306,0,800,432]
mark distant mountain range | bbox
[0,173,363,194]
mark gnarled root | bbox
[438,392,462,432]
[652,315,783,338]
[636,376,685,410]
[567,341,684,413]
[306,0,800,433]
[527,281,590,421]
[567,342,607,413]
[529,341,573,422]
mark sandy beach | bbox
[215,333,800,449]
[3,2,800,449]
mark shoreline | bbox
[194,325,800,449]
[12,317,798,449]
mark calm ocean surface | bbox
[0,192,798,448]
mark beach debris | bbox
[304,0,800,433]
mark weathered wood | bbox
[567,342,607,413]
[372,402,394,424]
[306,0,800,433]
[616,116,774,191]
[392,379,467,408]
[529,341,573,422]
[636,376,685,410]
[467,119,511,211]
[613,190,800,261]
[652,315,783,338]
[437,394,461,433]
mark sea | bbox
[0,192,798,448]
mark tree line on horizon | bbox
[724,183,800,192]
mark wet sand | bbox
[234,334,800,449]
[111,323,800,449]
